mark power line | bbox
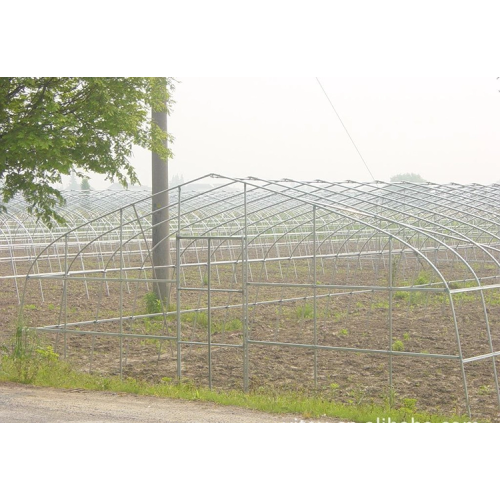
[315,77,376,181]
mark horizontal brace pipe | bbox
[36,327,177,342]
[31,275,176,284]
[41,288,389,330]
[26,265,157,278]
[462,351,500,364]
[177,235,244,241]
[248,339,460,359]
[248,282,447,293]
[178,287,243,293]
[449,283,500,294]
[177,340,243,348]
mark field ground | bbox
[3,254,500,422]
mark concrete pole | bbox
[151,108,170,306]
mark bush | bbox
[144,292,162,315]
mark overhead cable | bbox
[316,77,376,182]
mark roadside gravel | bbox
[0,382,344,423]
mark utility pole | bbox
[151,100,170,306]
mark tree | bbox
[170,173,185,187]
[80,178,91,191]
[390,172,427,183]
[0,77,174,225]
[68,172,79,190]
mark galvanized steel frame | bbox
[7,175,500,418]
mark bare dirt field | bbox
[3,258,500,422]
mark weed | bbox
[403,332,411,341]
[143,317,163,334]
[295,303,313,319]
[372,301,389,310]
[415,270,431,286]
[181,312,242,333]
[339,328,349,337]
[140,338,161,348]
[333,311,347,321]
[479,385,492,395]
[144,292,162,315]
[182,311,209,328]
[392,340,404,352]
[222,318,243,332]
[1,327,52,384]
[401,398,417,412]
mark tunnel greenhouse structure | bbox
[4,174,500,419]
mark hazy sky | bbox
[88,76,499,190]
[6,0,499,191]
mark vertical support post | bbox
[388,236,393,404]
[176,234,182,382]
[243,184,249,392]
[449,294,471,418]
[152,105,170,306]
[176,186,182,381]
[63,234,68,359]
[478,289,500,411]
[119,208,123,380]
[207,239,212,390]
[313,205,318,388]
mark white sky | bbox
[110,76,499,190]
[6,1,500,191]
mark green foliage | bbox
[394,291,409,300]
[181,312,242,333]
[182,311,209,328]
[392,339,405,351]
[479,385,492,395]
[295,303,313,319]
[401,398,417,412]
[223,318,243,332]
[415,270,431,285]
[0,77,175,226]
[1,326,59,384]
[80,177,91,191]
[144,292,163,315]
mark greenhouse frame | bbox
[3,174,500,419]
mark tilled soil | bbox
[3,260,500,422]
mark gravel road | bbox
[0,382,341,423]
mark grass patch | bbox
[0,334,473,423]
[295,303,314,320]
[144,292,163,315]
[392,340,405,352]
[181,311,242,333]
